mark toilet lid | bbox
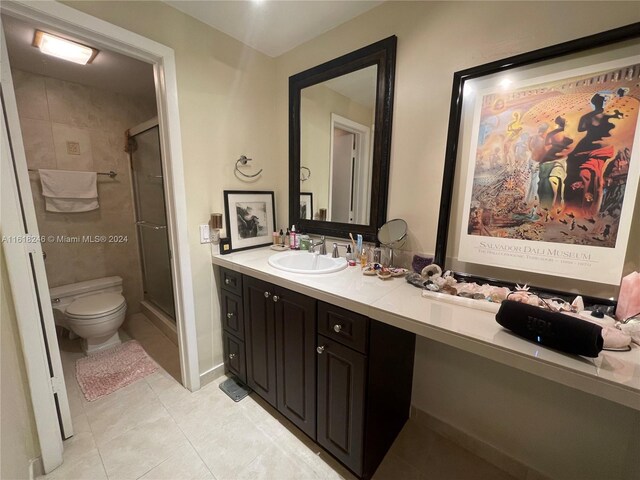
[67,293,125,317]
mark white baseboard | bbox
[410,406,551,480]
[29,457,44,479]
[199,362,225,387]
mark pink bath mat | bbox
[76,340,158,402]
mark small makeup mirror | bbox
[377,218,407,266]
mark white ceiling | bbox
[2,14,156,102]
[164,0,384,57]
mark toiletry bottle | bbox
[279,229,284,246]
[360,246,368,268]
[285,228,290,247]
[356,234,363,258]
[272,232,279,246]
[290,225,297,249]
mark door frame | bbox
[328,113,372,224]
[1,0,200,421]
[1,73,65,473]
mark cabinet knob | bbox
[264,291,271,298]
[229,353,236,359]
[316,345,326,354]
[333,324,342,333]
[225,278,231,285]
[226,312,234,319]
[273,295,279,303]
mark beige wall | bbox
[275,2,640,479]
[12,69,155,315]
[1,251,40,479]
[63,1,279,374]
[301,84,373,218]
[413,338,640,480]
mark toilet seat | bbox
[66,293,126,319]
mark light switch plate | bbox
[199,224,211,244]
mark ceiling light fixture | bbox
[33,30,98,65]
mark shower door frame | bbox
[0,4,201,467]
[129,118,177,321]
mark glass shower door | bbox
[131,125,176,320]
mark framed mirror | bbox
[289,36,397,241]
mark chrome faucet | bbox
[332,243,349,258]
[310,236,326,255]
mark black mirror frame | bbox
[289,36,397,242]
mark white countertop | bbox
[212,247,640,410]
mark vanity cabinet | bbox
[219,268,415,479]
[220,270,246,383]
[316,302,416,478]
[243,275,317,438]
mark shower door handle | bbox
[136,221,167,230]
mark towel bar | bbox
[28,169,117,178]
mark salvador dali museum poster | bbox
[458,56,640,285]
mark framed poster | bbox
[436,23,640,302]
[300,192,313,220]
[224,191,276,252]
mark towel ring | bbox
[300,166,311,182]
[235,155,263,179]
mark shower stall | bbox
[128,118,176,324]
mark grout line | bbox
[158,393,219,480]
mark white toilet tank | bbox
[50,276,124,313]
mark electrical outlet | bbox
[199,224,211,244]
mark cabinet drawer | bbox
[220,268,242,296]
[222,331,246,383]
[221,290,244,340]
[318,302,369,354]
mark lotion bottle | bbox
[290,225,297,249]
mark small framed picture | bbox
[300,192,313,220]
[223,191,276,252]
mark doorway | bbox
[329,113,372,224]
[0,1,199,473]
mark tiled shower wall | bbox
[12,69,157,314]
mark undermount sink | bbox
[268,251,348,274]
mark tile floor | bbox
[46,314,517,480]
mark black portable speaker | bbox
[495,300,603,357]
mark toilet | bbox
[50,276,127,355]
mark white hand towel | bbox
[38,169,99,213]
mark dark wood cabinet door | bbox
[317,335,366,476]
[274,286,317,439]
[222,331,246,383]
[221,290,244,340]
[243,276,277,407]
